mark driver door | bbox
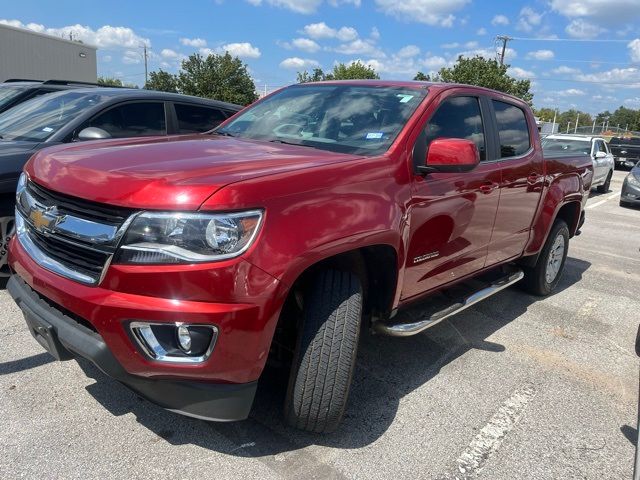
[402,93,501,300]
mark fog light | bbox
[177,325,192,352]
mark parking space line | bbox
[586,192,620,210]
[450,383,537,479]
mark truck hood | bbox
[26,134,361,210]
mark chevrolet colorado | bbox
[8,81,592,433]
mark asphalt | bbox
[1,169,639,479]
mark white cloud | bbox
[217,42,261,58]
[565,19,606,39]
[577,67,640,88]
[246,0,360,13]
[0,19,149,49]
[550,0,640,23]
[370,27,380,40]
[122,50,141,64]
[160,48,180,59]
[397,45,420,58]
[551,65,582,75]
[516,7,543,33]
[280,57,320,69]
[629,38,640,63]
[180,37,207,48]
[290,37,321,52]
[526,49,555,60]
[374,0,471,28]
[509,66,535,79]
[561,88,586,96]
[302,22,358,41]
[334,38,384,57]
[491,14,509,26]
[477,27,487,35]
[422,55,447,70]
[102,55,112,62]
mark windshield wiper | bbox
[268,138,304,147]
[214,130,235,137]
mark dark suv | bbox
[609,137,640,169]
[0,87,241,278]
[0,79,103,114]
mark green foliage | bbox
[297,61,379,83]
[435,55,533,104]
[145,69,179,93]
[177,53,258,105]
[413,72,431,81]
[97,76,123,87]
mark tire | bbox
[596,171,612,193]
[522,220,570,296]
[0,204,15,282]
[284,270,362,433]
[620,200,631,208]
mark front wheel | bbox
[522,220,570,296]
[0,208,15,280]
[284,270,362,433]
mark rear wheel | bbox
[522,220,569,296]
[597,171,612,193]
[284,270,362,433]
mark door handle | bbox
[479,182,497,194]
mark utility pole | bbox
[574,113,580,134]
[566,122,571,134]
[552,108,558,134]
[141,44,149,87]
[496,35,512,66]
[592,119,596,133]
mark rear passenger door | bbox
[485,98,544,266]
[78,101,167,139]
[172,103,230,134]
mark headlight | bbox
[16,172,27,201]
[627,174,640,188]
[116,210,263,264]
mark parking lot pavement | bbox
[1,169,639,479]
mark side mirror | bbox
[77,127,111,141]
[595,151,607,159]
[419,138,480,175]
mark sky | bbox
[2,0,640,114]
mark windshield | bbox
[0,91,103,142]
[216,84,428,156]
[542,138,590,155]
[0,86,25,111]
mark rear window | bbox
[493,100,530,158]
[610,137,640,146]
[175,104,228,133]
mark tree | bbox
[413,72,431,81]
[325,61,379,80]
[297,68,326,83]
[435,56,533,104]
[145,69,179,93]
[557,109,593,131]
[97,76,123,87]
[297,61,379,83]
[178,52,258,105]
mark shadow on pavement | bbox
[0,352,54,375]
[621,425,638,446]
[75,257,591,457]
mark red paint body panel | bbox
[10,81,592,386]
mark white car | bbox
[542,135,615,193]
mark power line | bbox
[510,36,633,43]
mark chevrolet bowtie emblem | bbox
[29,206,64,233]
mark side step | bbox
[373,268,524,337]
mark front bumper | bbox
[8,275,257,421]
[615,157,638,168]
[621,180,640,206]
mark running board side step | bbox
[373,269,524,337]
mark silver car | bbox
[542,135,615,193]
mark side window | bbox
[85,102,166,138]
[174,104,228,133]
[425,96,486,161]
[492,100,530,158]
[597,140,607,153]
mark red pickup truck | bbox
[8,81,591,433]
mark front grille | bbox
[17,180,133,285]
[27,181,133,225]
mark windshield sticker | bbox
[366,132,384,139]
[397,94,414,103]
[42,127,53,132]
